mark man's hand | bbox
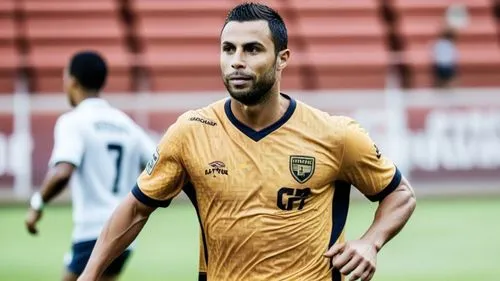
[324,240,377,281]
[25,208,43,235]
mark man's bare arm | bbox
[39,162,74,203]
[361,176,416,251]
[78,193,156,281]
[325,177,416,281]
[25,162,75,235]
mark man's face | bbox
[220,20,279,106]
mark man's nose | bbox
[231,51,246,69]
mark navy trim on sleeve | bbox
[131,184,172,208]
[366,166,402,202]
[53,160,79,168]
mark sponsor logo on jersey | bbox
[289,155,315,184]
[145,149,160,175]
[189,116,217,126]
[374,144,382,159]
[205,161,228,177]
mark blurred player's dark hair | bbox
[224,2,288,54]
[69,51,108,93]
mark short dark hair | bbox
[69,51,108,92]
[223,2,288,54]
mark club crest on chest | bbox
[289,155,315,184]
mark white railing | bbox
[1,87,500,202]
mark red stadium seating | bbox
[289,0,389,89]
[132,0,234,92]
[0,0,498,93]
[133,0,387,91]
[21,0,133,93]
[394,0,500,87]
[0,0,20,94]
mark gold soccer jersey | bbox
[133,94,401,281]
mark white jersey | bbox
[48,98,155,243]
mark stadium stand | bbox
[288,0,389,90]
[21,0,133,93]
[0,0,499,93]
[132,0,233,92]
[0,0,19,94]
[132,0,389,91]
[393,0,500,88]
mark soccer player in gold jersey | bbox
[78,3,416,281]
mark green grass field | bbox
[1,197,499,281]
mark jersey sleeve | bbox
[132,115,190,208]
[338,118,401,202]
[48,114,84,167]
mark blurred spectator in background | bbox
[431,26,458,89]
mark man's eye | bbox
[223,46,234,52]
[247,46,260,53]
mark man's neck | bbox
[230,91,290,131]
[73,94,100,107]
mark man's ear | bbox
[67,75,80,91]
[71,76,79,88]
[276,49,290,71]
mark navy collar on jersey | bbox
[224,93,297,142]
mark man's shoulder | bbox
[107,106,141,128]
[175,99,225,129]
[55,110,81,128]
[157,99,225,146]
[295,100,354,132]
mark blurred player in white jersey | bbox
[24,51,156,281]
